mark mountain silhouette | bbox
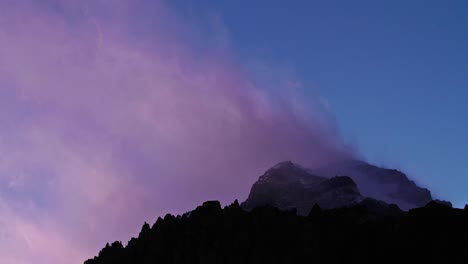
[85,161,466,264]
[85,200,468,264]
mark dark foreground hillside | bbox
[85,200,468,264]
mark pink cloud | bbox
[0,1,354,263]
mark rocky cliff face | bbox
[242,160,432,213]
[241,161,362,215]
[311,160,432,210]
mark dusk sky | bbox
[0,1,466,263]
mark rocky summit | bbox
[311,159,432,210]
[242,160,432,213]
[241,161,362,215]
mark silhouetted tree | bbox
[85,200,468,264]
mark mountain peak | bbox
[242,160,432,213]
[310,159,432,210]
[241,163,362,214]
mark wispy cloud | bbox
[0,1,354,263]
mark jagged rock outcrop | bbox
[311,159,432,210]
[433,199,453,208]
[358,197,403,217]
[241,161,363,215]
[242,160,432,213]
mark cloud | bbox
[0,1,354,263]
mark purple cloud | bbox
[0,1,354,263]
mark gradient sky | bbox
[0,1,466,263]
[173,0,468,206]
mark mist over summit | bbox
[241,159,432,214]
[310,159,432,209]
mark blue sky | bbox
[0,1,466,262]
[173,0,468,207]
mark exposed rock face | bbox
[310,159,432,210]
[242,160,432,213]
[433,199,453,208]
[241,161,362,215]
[358,197,403,217]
